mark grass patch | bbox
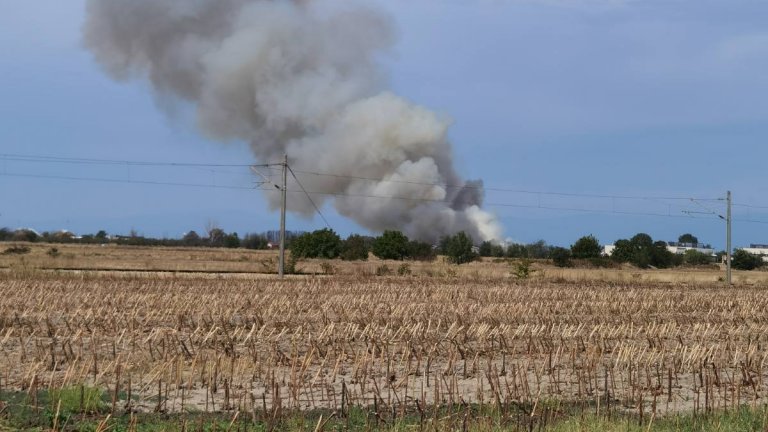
[2,399,768,432]
[4,392,763,432]
[550,405,768,431]
[0,386,109,431]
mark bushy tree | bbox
[612,233,679,269]
[611,239,633,263]
[242,233,269,250]
[372,230,409,260]
[506,243,527,258]
[183,231,202,246]
[480,241,505,258]
[207,228,226,247]
[571,235,601,259]
[526,240,551,259]
[95,230,109,243]
[479,241,493,257]
[551,247,572,267]
[224,232,241,249]
[341,234,370,261]
[406,240,436,261]
[650,240,680,268]
[684,249,712,265]
[12,229,38,243]
[291,229,342,259]
[678,233,699,245]
[732,249,765,270]
[442,232,477,265]
[0,228,11,242]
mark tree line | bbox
[289,229,479,265]
[1,226,764,270]
[0,227,305,250]
[484,232,762,271]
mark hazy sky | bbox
[1,0,766,248]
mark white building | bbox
[665,242,715,256]
[602,242,715,257]
[742,244,768,263]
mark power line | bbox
[291,169,724,202]
[0,172,256,190]
[734,218,768,225]
[486,202,721,220]
[0,153,278,168]
[734,203,768,210]
[287,166,332,229]
[255,186,723,221]
[0,168,761,224]
[1,153,725,203]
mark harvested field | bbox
[1,269,768,424]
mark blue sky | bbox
[1,0,766,248]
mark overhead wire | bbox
[287,166,332,229]
[0,153,278,168]
[0,172,256,190]
[1,153,727,203]
[1,157,764,224]
[734,203,768,210]
[291,169,724,202]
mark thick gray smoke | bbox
[83,0,503,243]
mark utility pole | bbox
[726,190,732,285]
[278,154,288,279]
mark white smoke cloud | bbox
[83,0,503,243]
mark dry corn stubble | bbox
[1,271,767,421]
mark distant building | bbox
[742,244,768,263]
[601,242,715,257]
[665,242,715,256]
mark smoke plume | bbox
[83,0,503,243]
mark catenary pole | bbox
[279,154,287,278]
[726,190,732,285]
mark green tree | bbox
[242,233,269,250]
[678,233,699,245]
[551,247,572,267]
[478,241,493,257]
[406,241,436,261]
[611,239,633,263]
[650,241,679,268]
[340,234,370,261]
[208,228,226,247]
[506,243,527,258]
[684,249,712,265]
[443,232,477,265]
[224,232,241,249]
[526,240,550,259]
[372,230,409,260]
[291,229,342,259]
[732,249,765,270]
[571,235,601,259]
[611,233,680,269]
[12,229,38,243]
[183,231,202,246]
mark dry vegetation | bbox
[3,242,768,284]
[1,244,768,429]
